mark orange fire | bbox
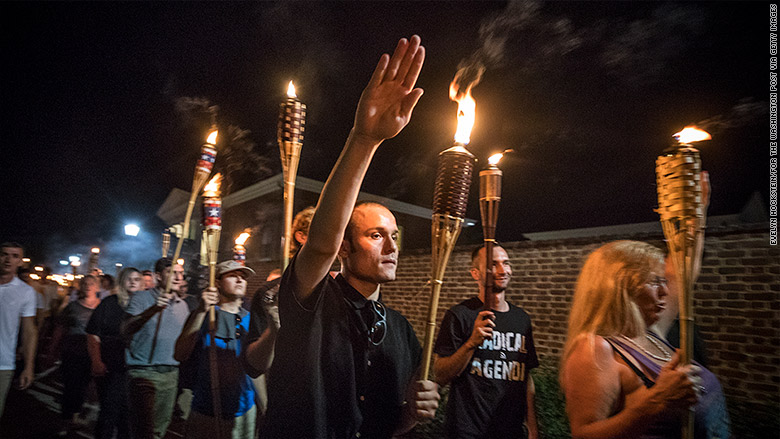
[287,81,297,98]
[203,173,222,197]
[206,129,219,145]
[488,153,504,166]
[674,126,711,144]
[449,82,476,145]
[235,232,251,246]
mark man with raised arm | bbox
[262,35,438,439]
[433,245,539,439]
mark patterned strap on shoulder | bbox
[604,338,655,388]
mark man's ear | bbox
[470,267,481,282]
[338,239,350,259]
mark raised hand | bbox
[353,35,425,144]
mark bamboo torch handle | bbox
[420,279,444,380]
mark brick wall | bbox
[380,225,779,406]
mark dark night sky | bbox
[1,1,768,267]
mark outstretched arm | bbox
[292,35,425,302]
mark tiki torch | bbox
[202,173,223,437]
[420,85,477,380]
[233,231,250,265]
[480,152,508,311]
[278,81,306,270]
[162,229,171,258]
[656,126,710,439]
[202,173,223,325]
[88,247,100,273]
[165,128,219,295]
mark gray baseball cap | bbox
[215,260,256,278]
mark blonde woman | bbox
[561,241,729,438]
[86,267,142,439]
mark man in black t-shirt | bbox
[261,35,439,439]
[434,245,539,439]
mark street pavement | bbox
[0,365,185,439]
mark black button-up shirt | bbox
[263,256,421,439]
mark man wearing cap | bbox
[174,261,257,438]
[122,257,190,439]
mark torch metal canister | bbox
[656,143,704,439]
[420,144,476,380]
[278,84,306,270]
[162,230,171,258]
[233,244,246,265]
[479,163,502,311]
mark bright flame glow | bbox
[488,153,504,166]
[71,261,81,267]
[69,256,80,263]
[206,130,218,145]
[177,258,185,266]
[235,232,251,246]
[124,224,140,236]
[91,247,100,254]
[674,126,711,144]
[66,274,75,281]
[287,81,297,98]
[116,263,123,267]
[449,83,476,144]
[22,258,30,263]
[203,173,223,196]
[34,266,43,272]
[59,260,69,266]
[29,274,40,280]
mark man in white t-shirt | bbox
[0,242,38,416]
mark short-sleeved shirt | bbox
[434,297,539,439]
[85,294,128,372]
[0,277,37,370]
[190,307,256,418]
[60,300,97,357]
[263,256,422,439]
[125,288,190,367]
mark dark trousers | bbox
[95,369,132,439]
[60,351,92,419]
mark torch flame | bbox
[91,247,100,254]
[177,258,185,266]
[203,173,222,195]
[450,82,476,145]
[235,232,251,246]
[488,153,504,166]
[287,81,297,98]
[674,126,711,144]
[206,130,218,145]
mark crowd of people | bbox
[1,35,731,439]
